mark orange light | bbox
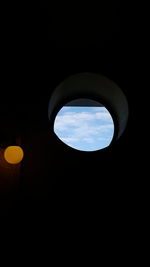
[4,146,24,164]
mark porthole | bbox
[48,73,129,151]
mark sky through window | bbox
[54,105,114,151]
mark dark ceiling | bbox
[0,3,142,228]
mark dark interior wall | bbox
[0,4,142,225]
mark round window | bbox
[48,73,129,152]
[54,99,114,151]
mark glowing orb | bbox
[4,146,24,164]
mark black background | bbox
[0,3,146,254]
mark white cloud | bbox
[54,110,112,131]
[95,112,113,121]
[72,124,113,140]
[82,137,95,143]
[54,107,114,150]
[61,137,78,143]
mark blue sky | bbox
[54,106,114,151]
